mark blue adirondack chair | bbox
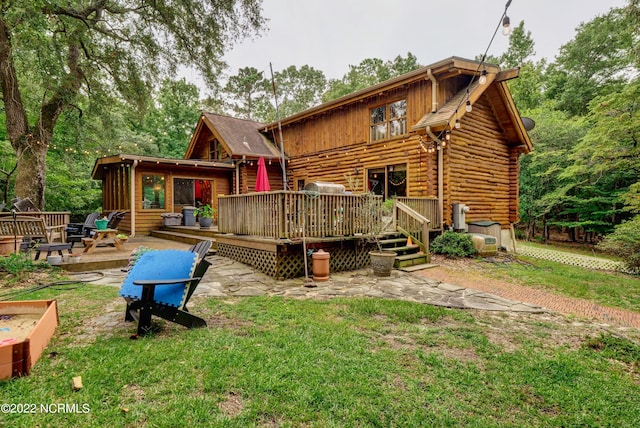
[119,249,211,335]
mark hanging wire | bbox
[452,0,514,126]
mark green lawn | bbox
[1,278,639,427]
[475,252,640,313]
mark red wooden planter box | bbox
[0,300,59,380]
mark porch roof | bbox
[91,153,234,180]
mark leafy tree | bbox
[0,0,265,209]
[597,215,640,272]
[143,79,201,158]
[223,67,269,120]
[544,6,636,116]
[518,104,587,240]
[557,79,640,234]
[497,21,547,111]
[223,64,327,123]
[323,53,421,101]
[263,65,327,122]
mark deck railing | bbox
[394,201,431,253]
[395,197,441,231]
[218,192,442,240]
[218,191,384,239]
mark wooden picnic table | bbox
[82,229,125,254]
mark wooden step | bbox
[399,263,439,272]
[379,237,408,246]
[150,230,217,250]
[394,252,429,268]
[161,226,219,239]
[381,244,420,254]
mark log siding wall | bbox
[444,96,519,228]
[282,83,436,197]
[279,77,523,229]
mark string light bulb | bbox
[502,15,511,35]
[479,69,487,85]
[455,119,461,129]
[466,100,472,112]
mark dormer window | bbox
[209,138,225,161]
[370,99,407,142]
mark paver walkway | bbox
[418,265,640,329]
[88,251,640,331]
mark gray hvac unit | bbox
[452,203,470,231]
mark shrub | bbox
[0,253,49,281]
[597,215,640,273]
[430,231,477,258]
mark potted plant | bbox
[358,193,396,277]
[116,233,129,243]
[194,204,215,229]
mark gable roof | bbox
[184,113,280,160]
[262,56,500,129]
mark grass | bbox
[1,274,639,427]
[475,254,640,313]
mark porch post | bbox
[130,160,138,236]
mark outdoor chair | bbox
[119,249,211,336]
[66,212,100,248]
[189,239,212,260]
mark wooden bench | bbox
[0,216,66,246]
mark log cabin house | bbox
[92,56,532,277]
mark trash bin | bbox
[161,213,183,227]
[182,206,196,226]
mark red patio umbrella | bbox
[255,157,271,192]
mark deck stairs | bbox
[150,226,219,254]
[378,232,431,270]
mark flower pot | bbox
[369,251,397,277]
[0,236,23,256]
[198,217,213,229]
[95,219,108,230]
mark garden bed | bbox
[0,300,58,380]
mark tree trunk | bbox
[0,16,82,209]
[14,138,48,208]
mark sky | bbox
[183,0,627,92]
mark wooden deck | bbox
[30,235,195,272]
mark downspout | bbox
[426,68,443,230]
[426,126,444,231]
[427,68,438,113]
[129,160,138,237]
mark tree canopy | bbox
[0,0,265,208]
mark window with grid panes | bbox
[370,99,407,142]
